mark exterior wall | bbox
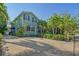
[23,13,38,36]
[11,12,39,36]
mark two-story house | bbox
[11,11,39,36]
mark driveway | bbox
[3,36,79,56]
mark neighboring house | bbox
[11,11,39,36]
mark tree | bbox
[38,20,47,34]
[47,13,78,41]
[62,14,78,40]
[0,3,8,55]
[37,20,47,37]
[47,14,63,34]
[0,3,8,34]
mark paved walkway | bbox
[3,36,79,56]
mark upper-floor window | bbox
[32,17,34,22]
[23,14,30,21]
[23,14,26,20]
[27,16,30,21]
[32,17,37,22]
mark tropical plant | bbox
[0,3,8,34]
[37,20,47,37]
[15,20,28,36]
[62,14,78,40]
[47,14,63,34]
[16,27,25,36]
[46,13,78,41]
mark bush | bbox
[39,33,44,38]
[15,27,24,36]
[52,34,66,41]
[64,34,74,41]
[43,34,68,41]
[43,34,53,39]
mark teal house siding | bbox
[11,11,39,36]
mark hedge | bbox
[43,34,72,41]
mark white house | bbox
[11,11,39,36]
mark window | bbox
[26,26,30,31]
[32,17,34,22]
[32,17,37,22]
[23,14,30,21]
[23,14,26,20]
[31,27,35,31]
[27,16,30,21]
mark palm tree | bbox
[0,3,8,34]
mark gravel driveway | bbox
[3,37,79,56]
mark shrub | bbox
[43,34,53,39]
[40,33,44,38]
[15,27,24,36]
[64,34,74,41]
[43,34,69,41]
[52,34,66,41]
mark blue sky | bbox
[5,3,79,21]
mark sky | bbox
[5,3,79,21]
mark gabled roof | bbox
[11,11,39,24]
[21,11,39,20]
